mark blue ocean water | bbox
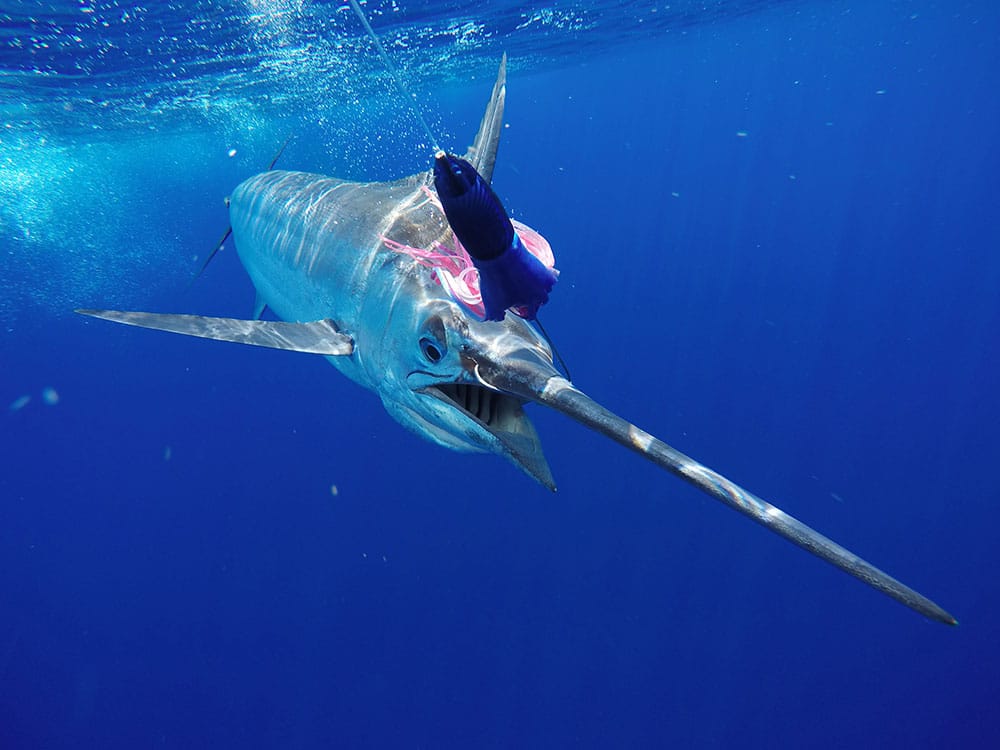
[2,0,999,747]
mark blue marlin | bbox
[77,59,955,625]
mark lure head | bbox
[433,152,514,261]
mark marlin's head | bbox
[376,296,559,490]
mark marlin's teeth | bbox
[468,385,479,417]
[487,391,498,425]
[437,383,511,429]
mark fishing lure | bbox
[384,183,557,320]
[346,0,557,321]
[432,152,558,321]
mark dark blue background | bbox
[2,2,998,747]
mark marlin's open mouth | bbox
[428,382,527,433]
[423,382,555,490]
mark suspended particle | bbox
[9,395,30,411]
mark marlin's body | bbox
[228,165,556,481]
[78,59,956,625]
[234,172,452,412]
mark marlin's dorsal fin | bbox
[76,310,353,356]
[463,54,507,183]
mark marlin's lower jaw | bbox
[418,381,555,491]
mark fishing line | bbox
[533,315,572,382]
[347,0,442,155]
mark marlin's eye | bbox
[420,337,444,364]
[419,314,448,364]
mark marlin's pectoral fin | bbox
[252,293,268,320]
[75,309,354,356]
